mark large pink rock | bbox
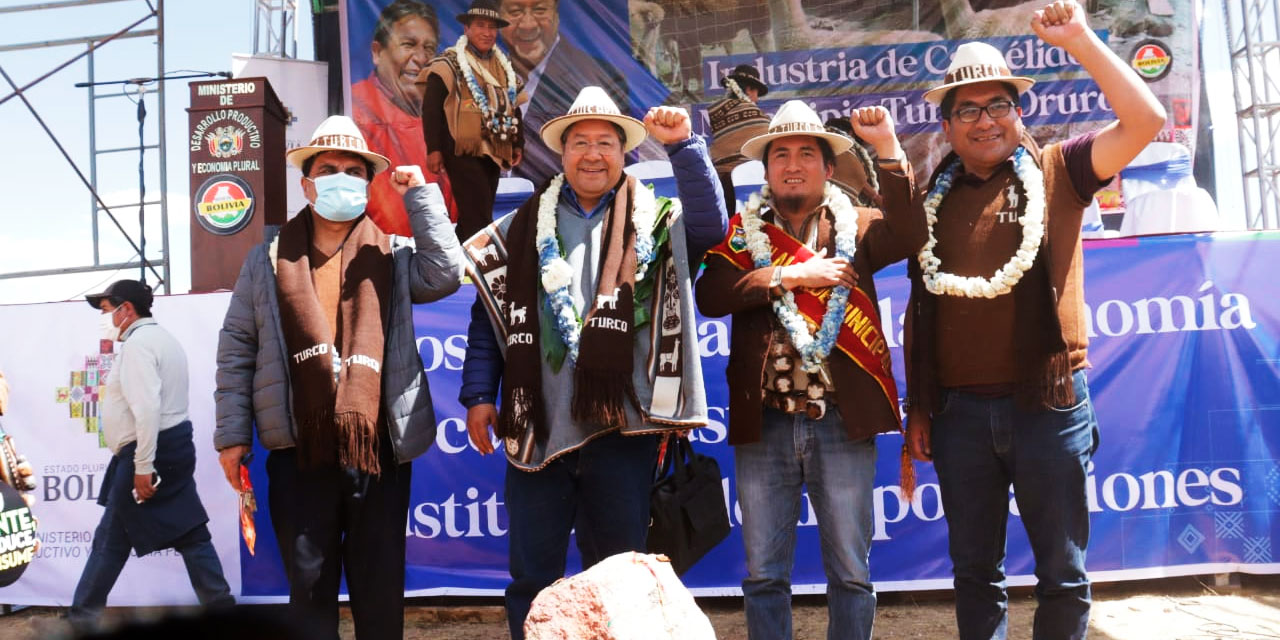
[524,551,717,640]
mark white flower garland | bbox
[535,175,666,360]
[742,183,857,372]
[723,77,751,103]
[918,146,1045,298]
[454,35,519,141]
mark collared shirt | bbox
[518,35,560,118]
[467,43,494,60]
[100,318,190,475]
[560,180,617,219]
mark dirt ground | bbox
[4,574,1278,639]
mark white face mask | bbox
[99,308,120,342]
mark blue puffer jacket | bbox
[458,135,729,407]
[214,185,464,463]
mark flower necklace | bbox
[536,176,663,360]
[742,182,857,372]
[454,35,519,141]
[723,77,750,103]
[917,146,1045,298]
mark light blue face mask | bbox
[309,173,369,221]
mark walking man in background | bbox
[71,279,234,628]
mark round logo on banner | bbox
[1130,40,1172,82]
[194,174,255,235]
[0,482,38,587]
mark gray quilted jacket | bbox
[213,185,464,463]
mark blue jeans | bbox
[69,508,233,626]
[504,430,660,640]
[735,406,877,640]
[932,370,1099,640]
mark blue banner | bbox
[241,229,1280,596]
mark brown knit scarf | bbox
[498,175,642,444]
[276,209,391,474]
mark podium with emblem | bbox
[187,77,287,292]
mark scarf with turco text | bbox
[276,209,390,474]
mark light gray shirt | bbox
[101,318,190,474]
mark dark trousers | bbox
[446,154,501,242]
[70,515,233,625]
[504,431,660,639]
[932,370,1099,640]
[266,444,412,640]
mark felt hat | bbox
[922,41,1034,106]
[285,115,390,175]
[539,86,648,154]
[741,100,853,161]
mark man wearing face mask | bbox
[71,279,234,629]
[213,115,464,639]
[351,0,459,235]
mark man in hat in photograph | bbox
[421,0,525,241]
[213,115,464,639]
[708,63,770,215]
[458,86,727,639]
[893,2,1165,638]
[72,279,234,629]
[696,101,923,640]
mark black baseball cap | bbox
[85,279,153,311]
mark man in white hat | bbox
[459,85,728,639]
[213,115,464,639]
[697,101,923,640]
[893,3,1165,639]
[421,0,525,241]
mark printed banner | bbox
[2,229,1275,605]
[342,0,1200,219]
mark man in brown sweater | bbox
[697,101,924,640]
[891,2,1166,639]
[421,0,524,241]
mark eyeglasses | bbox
[950,100,1017,123]
[565,139,619,155]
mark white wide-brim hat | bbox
[285,115,390,175]
[539,86,648,154]
[922,41,1035,106]
[740,100,854,161]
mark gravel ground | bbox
[3,575,1277,639]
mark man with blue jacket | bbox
[213,115,463,640]
[459,86,727,639]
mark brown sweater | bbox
[695,167,925,445]
[420,48,525,168]
[902,134,1099,413]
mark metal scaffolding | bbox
[254,0,299,58]
[1224,0,1280,229]
[0,0,169,291]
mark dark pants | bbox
[504,431,660,640]
[266,443,412,640]
[70,512,233,625]
[932,370,1099,640]
[446,154,501,242]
